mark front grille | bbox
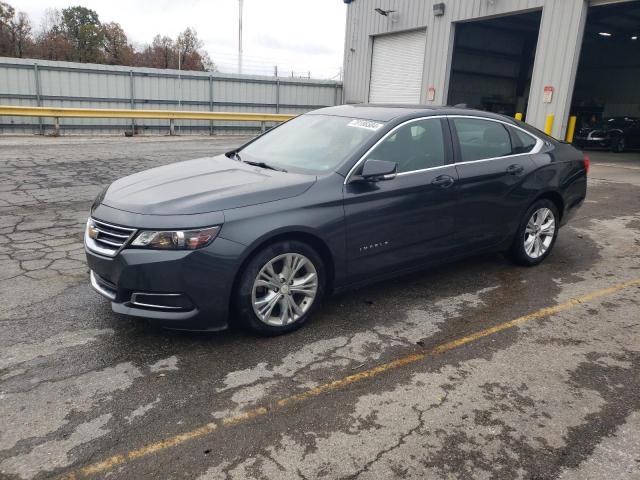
[85,218,136,257]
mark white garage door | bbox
[369,29,427,103]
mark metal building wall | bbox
[342,0,594,138]
[0,57,343,135]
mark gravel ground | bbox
[0,136,639,480]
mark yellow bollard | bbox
[515,112,523,121]
[566,115,577,143]
[544,114,554,136]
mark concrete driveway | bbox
[0,137,638,480]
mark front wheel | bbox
[507,199,559,266]
[234,240,325,335]
[611,137,626,153]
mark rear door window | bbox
[452,118,513,162]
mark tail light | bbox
[583,153,590,175]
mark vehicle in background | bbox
[573,116,640,153]
[85,105,588,336]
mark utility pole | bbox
[238,0,243,74]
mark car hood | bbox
[101,155,316,215]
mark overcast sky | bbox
[17,0,347,79]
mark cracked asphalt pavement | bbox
[0,136,639,480]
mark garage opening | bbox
[447,11,542,118]
[571,1,640,152]
[369,29,427,103]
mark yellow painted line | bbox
[58,278,640,479]
[222,406,268,426]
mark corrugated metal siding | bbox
[526,0,588,137]
[0,57,342,135]
[343,0,598,137]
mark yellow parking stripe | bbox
[57,278,640,479]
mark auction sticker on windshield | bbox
[347,119,384,131]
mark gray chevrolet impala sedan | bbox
[85,104,588,335]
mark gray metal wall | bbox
[342,0,607,138]
[0,57,343,135]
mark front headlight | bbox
[130,226,221,250]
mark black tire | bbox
[507,199,559,267]
[234,240,325,336]
[611,137,625,153]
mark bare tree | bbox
[102,21,134,65]
[0,1,33,57]
[33,8,73,61]
[175,28,216,71]
[11,11,31,57]
[0,1,218,72]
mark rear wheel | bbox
[508,199,559,266]
[235,240,325,335]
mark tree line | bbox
[0,2,216,71]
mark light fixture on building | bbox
[433,3,445,16]
[598,32,612,37]
[632,36,638,40]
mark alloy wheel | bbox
[251,253,318,326]
[524,207,556,259]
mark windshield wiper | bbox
[226,150,286,172]
[243,160,287,172]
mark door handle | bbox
[506,164,524,175]
[431,175,455,188]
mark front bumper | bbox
[86,237,246,331]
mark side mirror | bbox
[359,159,398,182]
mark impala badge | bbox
[359,240,390,252]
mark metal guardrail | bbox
[0,105,296,135]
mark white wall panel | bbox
[369,29,427,103]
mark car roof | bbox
[309,104,518,124]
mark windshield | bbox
[239,114,384,173]
[591,118,631,130]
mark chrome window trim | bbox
[453,151,537,166]
[343,114,545,184]
[344,115,448,184]
[395,164,453,177]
